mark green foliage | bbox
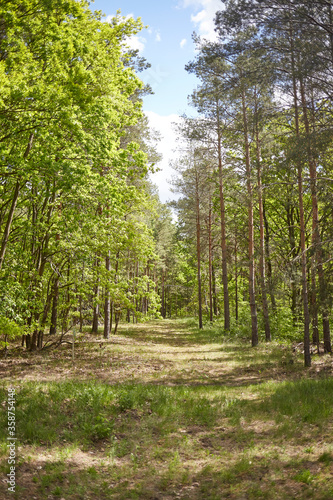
[0,0,166,344]
[293,469,315,484]
[0,316,21,349]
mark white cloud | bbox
[191,10,206,23]
[178,0,223,41]
[180,38,187,48]
[155,32,161,42]
[145,111,182,203]
[125,35,146,52]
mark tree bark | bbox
[195,171,203,329]
[255,99,271,341]
[208,196,213,322]
[103,252,111,339]
[299,76,331,353]
[234,232,239,322]
[241,88,258,346]
[263,200,276,311]
[216,105,230,330]
[161,269,166,318]
[0,180,20,272]
[290,27,311,366]
[49,278,59,335]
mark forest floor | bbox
[1,318,333,499]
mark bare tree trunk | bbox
[208,196,213,322]
[290,31,311,366]
[91,258,100,334]
[310,263,319,349]
[234,232,239,322]
[255,100,271,341]
[161,270,166,318]
[263,200,276,312]
[0,134,34,271]
[195,171,203,329]
[216,107,230,330]
[49,278,59,335]
[0,180,20,272]
[299,77,331,353]
[104,252,111,339]
[212,264,218,317]
[241,88,258,346]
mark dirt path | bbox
[1,319,333,499]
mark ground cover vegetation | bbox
[1,319,333,499]
[1,0,333,498]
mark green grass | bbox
[0,381,226,450]
[1,318,333,499]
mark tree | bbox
[0,1,162,349]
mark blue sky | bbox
[89,0,223,201]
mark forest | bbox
[1,0,333,364]
[1,1,333,499]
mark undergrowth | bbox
[0,318,332,499]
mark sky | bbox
[89,0,223,202]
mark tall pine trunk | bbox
[195,171,203,329]
[290,28,311,366]
[254,97,271,341]
[263,200,276,312]
[241,88,258,346]
[216,105,230,330]
[91,257,100,334]
[208,195,213,322]
[299,77,331,353]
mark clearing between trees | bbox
[1,318,333,499]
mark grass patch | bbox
[0,381,225,452]
[1,318,333,499]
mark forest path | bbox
[1,318,305,387]
[1,319,333,500]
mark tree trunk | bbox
[290,30,311,366]
[310,262,319,349]
[241,88,258,346]
[234,233,239,322]
[161,270,166,319]
[299,77,331,353]
[0,133,33,271]
[0,180,20,272]
[104,252,111,339]
[263,200,276,311]
[255,101,271,341]
[195,171,203,329]
[92,295,99,334]
[212,264,218,316]
[208,196,213,322]
[49,278,59,335]
[216,106,230,330]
